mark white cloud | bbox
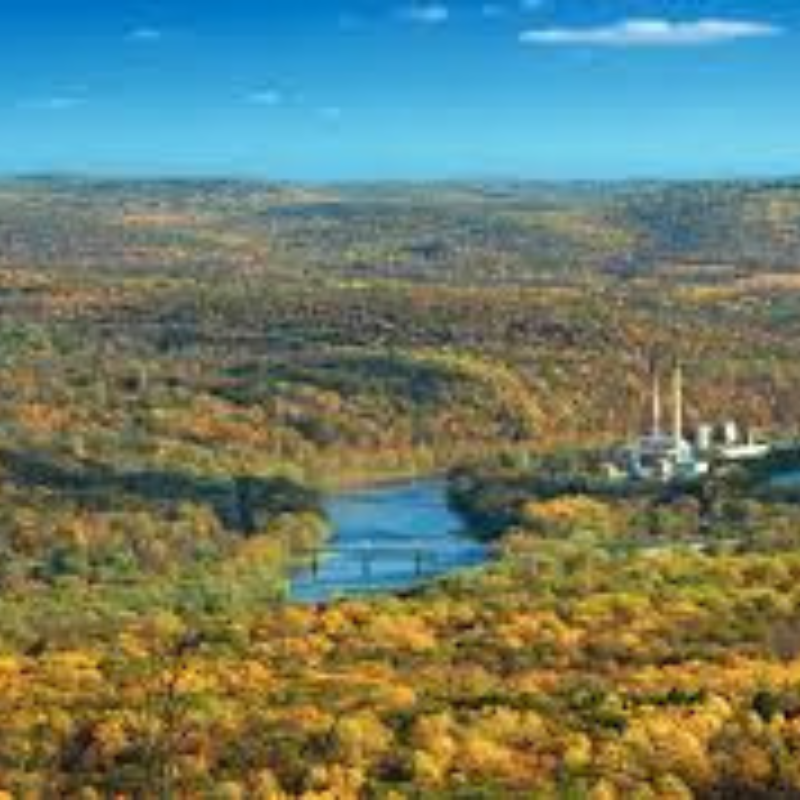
[128,27,163,42]
[520,18,783,47]
[403,4,450,24]
[319,106,344,121]
[482,4,506,19]
[338,12,366,31]
[246,89,283,107]
[21,96,86,111]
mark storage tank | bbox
[696,424,714,452]
[722,421,740,447]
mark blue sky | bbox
[0,0,797,180]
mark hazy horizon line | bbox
[2,170,799,187]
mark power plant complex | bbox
[620,364,771,483]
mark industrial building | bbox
[621,364,770,483]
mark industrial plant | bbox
[620,364,771,483]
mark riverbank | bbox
[304,442,547,494]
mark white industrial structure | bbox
[622,363,771,483]
[625,364,709,482]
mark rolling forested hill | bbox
[3,177,800,282]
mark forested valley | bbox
[2,179,800,797]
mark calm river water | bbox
[770,470,800,489]
[289,480,489,603]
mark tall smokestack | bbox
[652,367,662,437]
[673,363,684,444]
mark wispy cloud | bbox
[319,106,344,122]
[245,89,283,107]
[21,96,86,112]
[338,12,366,31]
[402,4,450,25]
[481,4,506,19]
[128,27,163,43]
[520,18,783,47]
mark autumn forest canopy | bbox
[3,178,800,796]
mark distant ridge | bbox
[3,176,800,282]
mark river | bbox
[289,480,489,603]
[769,469,800,489]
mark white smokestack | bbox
[652,369,662,436]
[673,363,684,443]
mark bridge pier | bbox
[361,551,373,579]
